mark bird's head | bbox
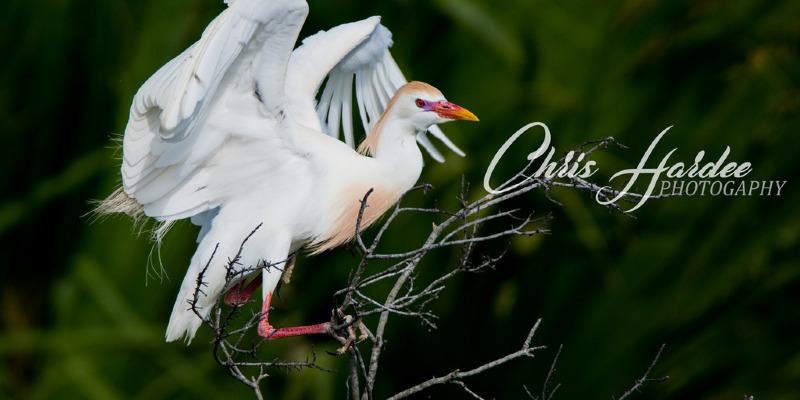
[358,81,477,157]
[391,81,479,131]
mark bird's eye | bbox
[415,99,426,108]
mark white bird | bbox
[100,0,478,343]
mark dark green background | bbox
[2,0,798,398]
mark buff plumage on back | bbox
[309,184,404,254]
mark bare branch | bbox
[540,345,562,400]
[386,319,545,400]
[615,344,670,400]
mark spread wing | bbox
[286,17,465,162]
[117,2,464,225]
[120,0,309,220]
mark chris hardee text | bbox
[484,122,787,212]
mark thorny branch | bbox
[187,137,669,399]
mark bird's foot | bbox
[256,299,368,355]
[329,309,369,355]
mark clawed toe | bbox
[329,310,368,354]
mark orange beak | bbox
[433,101,479,121]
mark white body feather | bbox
[108,0,466,342]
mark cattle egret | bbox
[99,0,478,343]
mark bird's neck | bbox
[311,118,424,254]
[369,117,424,177]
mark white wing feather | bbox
[120,2,465,225]
[111,0,471,343]
[121,0,308,221]
[287,17,465,162]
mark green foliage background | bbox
[2,0,798,398]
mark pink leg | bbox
[224,274,263,306]
[258,292,332,339]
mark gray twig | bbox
[615,344,670,400]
